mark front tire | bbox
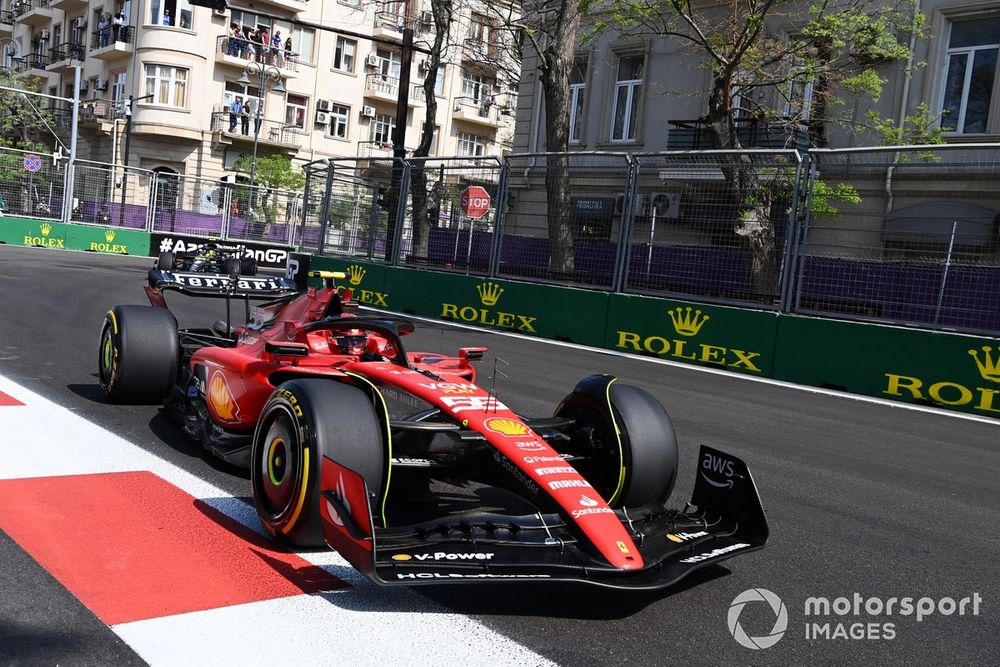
[554,376,678,508]
[251,379,386,548]
[156,251,175,271]
[240,256,258,276]
[98,305,179,404]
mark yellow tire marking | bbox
[282,448,309,534]
[344,372,392,528]
[605,378,627,506]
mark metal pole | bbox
[933,220,958,325]
[249,69,264,206]
[317,163,335,256]
[63,65,81,224]
[488,160,509,278]
[119,95,133,227]
[385,26,413,263]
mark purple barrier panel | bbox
[629,244,749,296]
[573,240,616,284]
[152,209,223,237]
[938,265,1000,331]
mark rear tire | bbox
[240,256,258,276]
[223,257,241,275]
[554,376,678,508]
[251,379,386,548]
[156,251,174,271]
[98,305,179,404]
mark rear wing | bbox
[146,269,299,300]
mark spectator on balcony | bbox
[228,97,242,132]
[97,14,111,48]
[228,23,242,56]
[271,30,282,67]
[112,11,126,43]
[162,9,172,26]
[241,99,250,135]
[283,37,293,64]
[259,28,271,64]
[247,27,261,62]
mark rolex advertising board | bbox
[604,294,779,376]
[304,257,389,308]
[0,216,150,255]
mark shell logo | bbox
[484,418,529,437]
[208,371,240,422]
[391,554,412,561]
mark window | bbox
[434,66,446,96]
[223,80,260,110]
[276,22,315,63]
[145,64,187,107]
[940,17,1000,134]
[569,59,586,143]
[285,94,308,129]
[377,48,401,79]
[329,103,349,138]
[370,113,395,145]
[148,0,191,28]
[334,36,356,72]
[462,71,487,103]
[111,70,127,103]
[781,63,814,122]
[457,131,487,156]
[611,55,643,142]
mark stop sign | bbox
[460,186,491,219]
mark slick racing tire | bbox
[223,257,241,276]
[251,379,386,548]
[240,256,258,276]
[156,251,175,271]
[555,375,678,508]
[98,305,179,404]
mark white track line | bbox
[0,374,554,667]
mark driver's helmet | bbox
[333,328,368,355]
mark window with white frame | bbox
[370,113,395,145]
[148,0,192,28]
[334,36,356,72]
[329,103,349,138]
[273,21,315,63]
[569,59,587,143]
[285,94,308,129]
[376,48,401,80]
[145,64,188,107]
[939,17,1000,134]
[111,70,127,103]
[611,54,643,142]
[462,71,487,103]
[223,80,261,110]
[434,66,446,96]
[781,63,814,122]
[457,131,487,156]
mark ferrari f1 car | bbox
[98,267,767,589]
[156,241,258,275]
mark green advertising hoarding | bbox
[773,315,1000,418]
[604,294,780,376]
[0,216,150,256]
[306,257,389,308]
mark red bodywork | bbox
[187,285,642,571]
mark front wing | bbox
[319,446,767,590]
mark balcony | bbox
[0,9,13,35]
[372,11,409,41]
[11,0,53,26]
[451,96,501,129]
[665,118,810,151]
[21,52,53,73]
[462,38,500,71]
[210,111,302,151]
[50,0,87,11]
[214,36,299,78]
[362,73,422,106]
[252,0,308,13]
[47,42,85,72]
[90,26,135,60]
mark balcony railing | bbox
[90,25,135,49]
[210,111,303,148]
[0,9,13,24]
[11,0,52,18]
[21,52,52,70]
[48,41,85,63]
[666,118,810,151]
[452,96,500,125]
[374,10,411,33]
[463,37,496,62]
[215,35,300,72]
[365,72,398,96]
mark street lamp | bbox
[237,61,285,208]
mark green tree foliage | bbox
[233,154,305,190]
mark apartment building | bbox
[513,1,1000,152]
[0,0,519,181]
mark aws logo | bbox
[441,281,538,333]
[616,305,762,373]
[884,345,1000,414]
[24,222,64,248]
[342,264,389,307]
[89,228,129,254]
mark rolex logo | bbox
[969,346,1000,383]
[40,223,52,237]
[105,229,116,242]
[668,306,709,337]
[346,264,366,286]
[476,281,504,307]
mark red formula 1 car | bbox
[97,267,768,589]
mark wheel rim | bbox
[259,414,299,518]
[98,324,115,387]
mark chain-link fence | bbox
[0,147,65,220]
[69,160,153,229]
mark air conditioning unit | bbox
[212,8,227,17]
[72,18,87,29]
[365,53,380,68]
[79,80,89,92]
[417,59,429,72]
[419,10,433,24]
[95,79,109,91]
[315,111,330,125]
[317,99,332,112]
[650,192,681,219]
[361,105,376,118]
[40,30,50,40]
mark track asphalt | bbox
[0,245,997,665]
